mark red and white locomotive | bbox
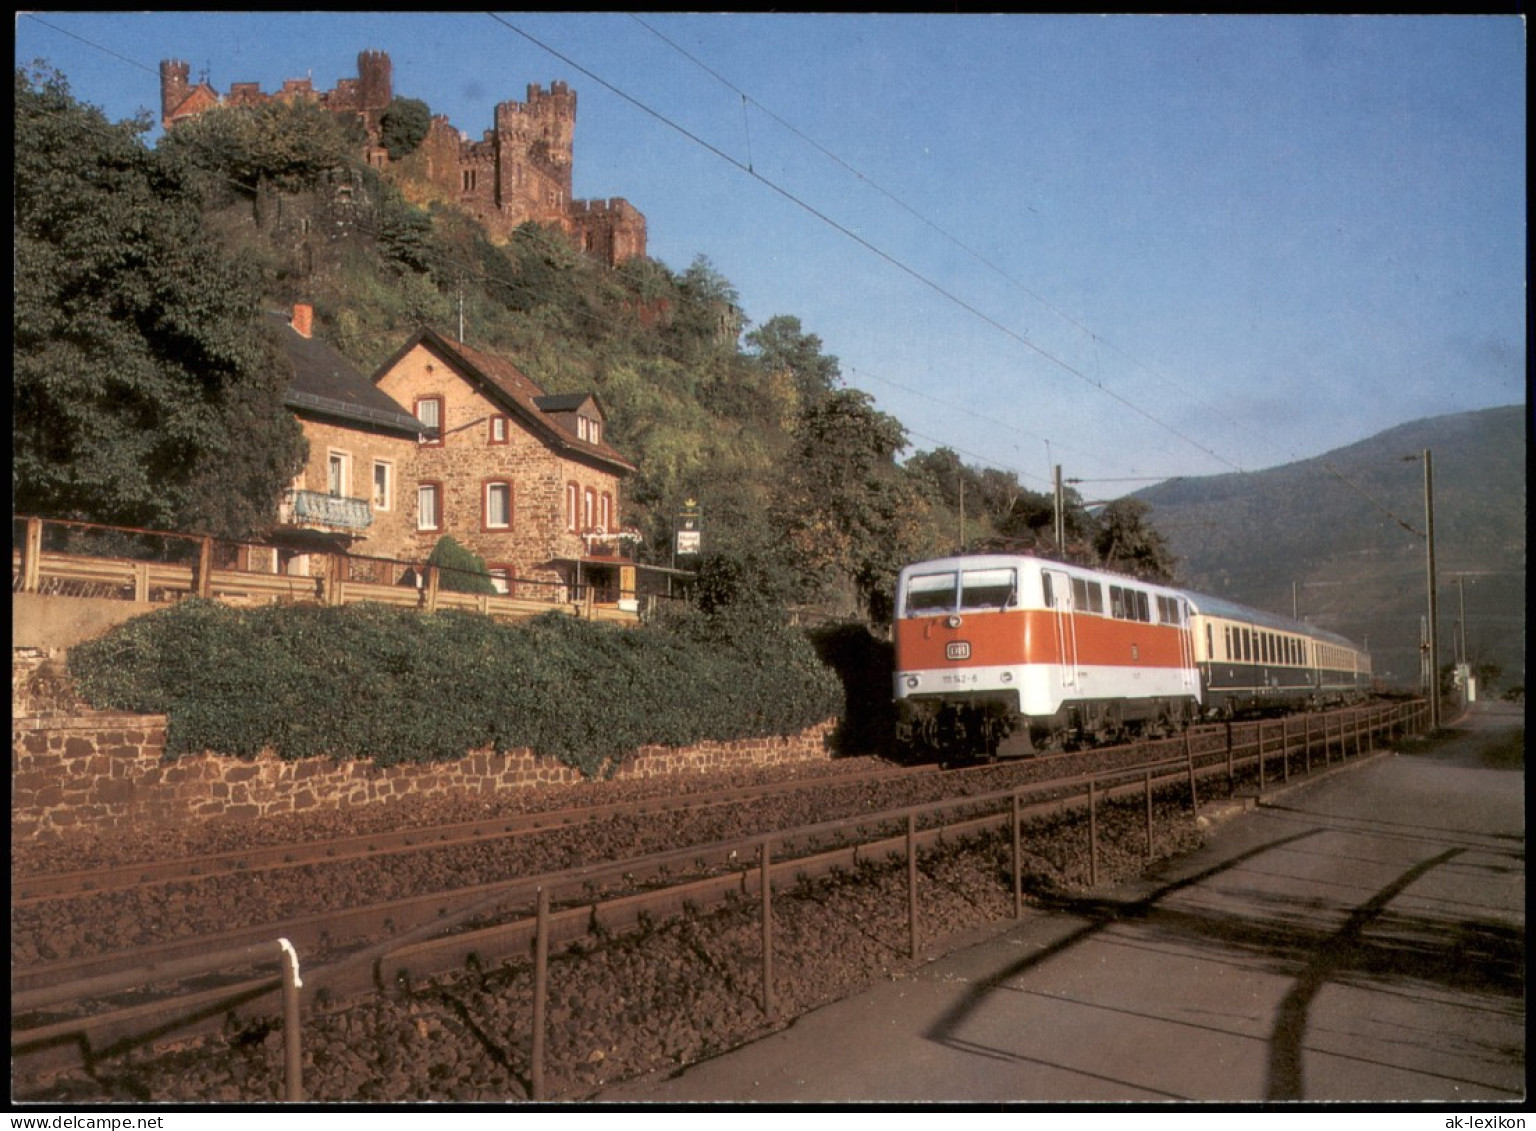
[893,553,1371,759]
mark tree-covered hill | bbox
[12,65,1181,622]
[1135,406,1525,694]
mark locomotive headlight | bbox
[946,615,962,629]
[906,676,920,690]
[1000,671,1013,683]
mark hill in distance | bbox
[1135,405,1525,694]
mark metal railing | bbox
[12,939,305,1102]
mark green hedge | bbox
[66,600,843,776]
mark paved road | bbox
[600,703,1525,1103]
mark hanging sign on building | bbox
[675,498,702,557]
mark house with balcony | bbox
[371,327,645,604]
[267,304,426,574]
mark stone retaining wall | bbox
[11,711,836,841]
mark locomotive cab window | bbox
[961,567,1016,610]
[904,572,957,615]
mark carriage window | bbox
[1135,591,1151,623]
[961,568,1016,610]
[904,572,957,615]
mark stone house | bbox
[265,304,425,574]
[371,327,639,602]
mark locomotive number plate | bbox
[946,641,972,661]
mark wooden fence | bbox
[12,515,641,626]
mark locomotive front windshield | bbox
[903,567,1017,616]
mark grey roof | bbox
[269,312,425,437]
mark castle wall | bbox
[159,54,645,264]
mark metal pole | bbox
[1088,779,1099,887]
[1281,717,1290,782]
[1187,741,1199,812]
[1257,723,1266,790]
[1144,770,1155,858]
[1012,792,1023,920]
[1054,464,1065,550]
[1423,449,1440,730]
[760,840,774,1018]
[532,886,549,1102]
[907,812,919,960]
[279,939,304,1103]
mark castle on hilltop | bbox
[159,51,646,266]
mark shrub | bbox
[67,600,843,777]
[425,535,498,595]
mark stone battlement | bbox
[160,51,644,265]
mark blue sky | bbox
[16,12,1526,496]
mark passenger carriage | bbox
[1182,592,1372,716]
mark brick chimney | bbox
[291,303,313,338]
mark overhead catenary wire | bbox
[28,11,1247,487]
[485,13,1248,477]
[627,13,1264,463]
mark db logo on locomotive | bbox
[945,641,971,661]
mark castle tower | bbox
[159,59,190,127]
[355,50,392,112]
[524,81,576,197]
[494,81,576,204]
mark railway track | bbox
[12,761,935,904]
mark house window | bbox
[372,460,393,511]
[599,492,612,533]
[489,415,508,444]
[327,451,351,498]
[583,487,596,532]
[487,565,512,596]
[415,397,443,446]
[418,483,442,532]
[483,481,512,531]
[576,416,602,445]
[566,482,579,533]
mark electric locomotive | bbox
[893,553,1373,760]
[893,554,1201,758]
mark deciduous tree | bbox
[14,66,305,538]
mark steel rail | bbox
[11,705,1393,997]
